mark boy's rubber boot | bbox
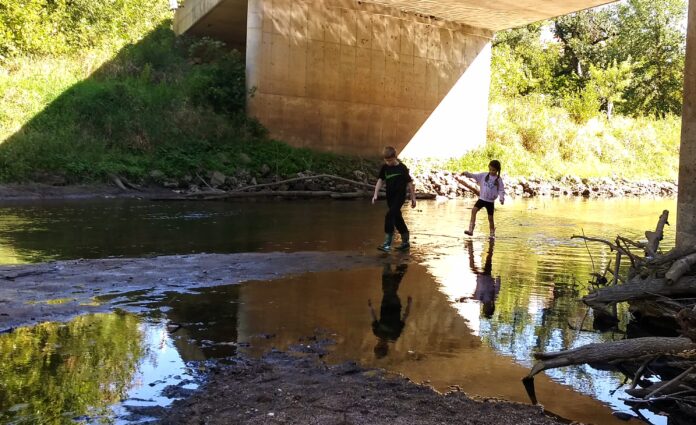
[396,231,410,251]
[377,233,393,252]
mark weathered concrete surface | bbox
[0,251,381,331]
[677,0,696,247]
[245,0,492,157]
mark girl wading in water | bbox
[463,160,505,238]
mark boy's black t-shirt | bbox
[378,162,412,200]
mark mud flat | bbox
[0,251,382,331]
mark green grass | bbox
[0,24,372,183]
[431,96,681,181]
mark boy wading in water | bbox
[463,160,505,238]
[372,146,417,252]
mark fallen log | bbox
[522,337,696,404]
[666,253,696,285]
[583,275,696,308]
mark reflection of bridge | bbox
[176,0,696,246]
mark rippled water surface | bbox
[0,197,678,424]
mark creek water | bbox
[0,197,678,424]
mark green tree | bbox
[613,0,686,116]
[491,23,562,97]
[587,60,634,119]
[553,8,618,79]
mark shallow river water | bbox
[0,197,678,424]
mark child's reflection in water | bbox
[466,239,501,318]
[368,263,412,359]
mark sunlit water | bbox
[0,197,678,424]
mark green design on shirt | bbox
[385,173,401,180]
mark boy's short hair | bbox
[383,146,397,159]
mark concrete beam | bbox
[677,0,696,247]
[362,1,618,31]
[175,0,248,51]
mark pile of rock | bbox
[147,167,677,199]
[411,171,677,199]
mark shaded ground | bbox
[0,251,383,331]
[145,343,567,425]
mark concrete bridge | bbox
[175,0,696,247]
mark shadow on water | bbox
[0,197,679,424]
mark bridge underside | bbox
[175,0,616,157]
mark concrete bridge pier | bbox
[244,0,493,158]
[677,0,696,247]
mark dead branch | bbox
[649,245,696,267]
[196,172,223,193]
[645,210,669,257]
[630,357,657,390]
[232,174,376,193]
[645,365,696,399]
[571,235,619,251]
[612,251,622,285]
[109,173,128,191]
[666,253,696,285]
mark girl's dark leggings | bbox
[384,197,408,234]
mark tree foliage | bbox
[493,0,687,117]
[0,0,170,62]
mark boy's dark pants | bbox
[384,196,408,235]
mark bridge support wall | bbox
[677,0,696,247]
[246,0,492,157]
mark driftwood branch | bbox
[645,210,669,257]
[645,365,696,399]
[666,253,696,285]
[571,235,619,251]
[232,174,375,193]
[522,337,696,404]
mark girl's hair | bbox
[383,146,397,159]
[485,160,502,188]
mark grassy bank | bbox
[0,18,370,184]
[440,96,681,181]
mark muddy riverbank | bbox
[143,343,566,425]
[0,251,382,331]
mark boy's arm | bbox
[372,179,384,204]
[408,181,416,208]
